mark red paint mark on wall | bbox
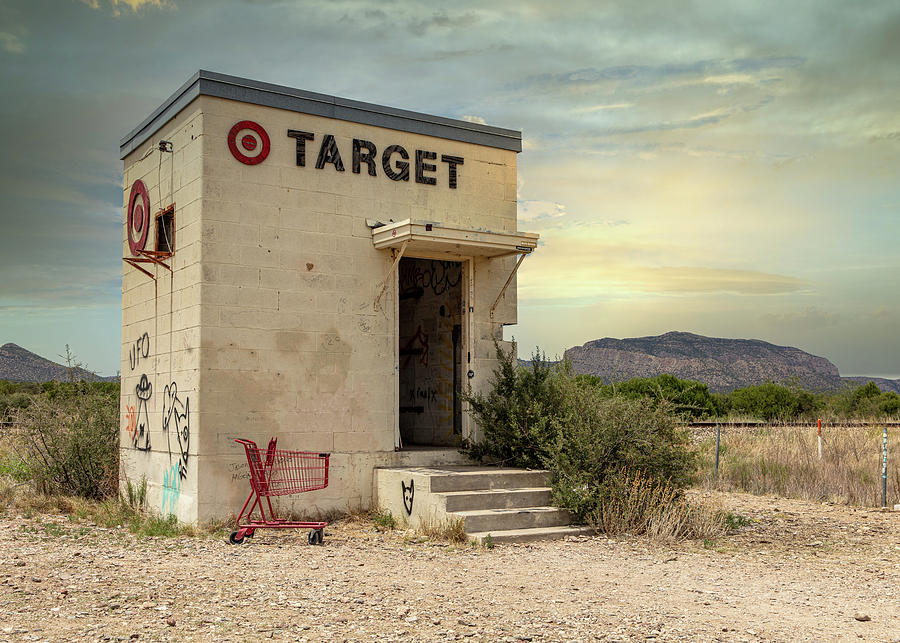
[125,405,137,442]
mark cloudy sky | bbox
[1,0,898,378]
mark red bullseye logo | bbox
[228,120,270,165]
[127,179,150,256]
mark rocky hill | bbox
[841,376,900,395]
[0,343,116,382]
[563,331,845,392]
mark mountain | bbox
[841,376,900,395]
[0,343,117,382]
[563,331,845,392]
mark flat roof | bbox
[120,70,523,159]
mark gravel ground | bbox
[1,491,898,642]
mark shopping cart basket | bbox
[229,438,330,545]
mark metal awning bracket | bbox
[374,239,409,311]
[489,251,528,320]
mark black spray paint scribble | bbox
[162,382,190,480]
[401,479,415,516]
[128,332,150,371]
[399,259,462,297]
[133,374,152,451]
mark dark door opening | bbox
[398,257,463,447]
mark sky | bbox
[0,0,898,378]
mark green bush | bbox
[465,344,699,531]
[14,381,119,500]
[607,374,719,420]
[727,382,804,422]
[464,347,569,468]
[547,391,696,522]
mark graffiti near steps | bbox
[401,479,415,515]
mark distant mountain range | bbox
[562,332,900,394]
[0,343,118,383]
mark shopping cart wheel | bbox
[245,528,255,538]
[229,530,246,545]
[307,529,324,545]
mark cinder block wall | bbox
[120,106,204,522]
[123,90,520,523]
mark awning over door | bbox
[371,219,539,258]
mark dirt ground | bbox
[1,491,898,642]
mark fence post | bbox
[817,418,822,460]
[714,424,721,479]
[883,426,888,509]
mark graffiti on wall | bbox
[124,405,137,444]
[399,259,462,297]
[128,332,150,371]
[400,326,430,368]
[161,463,181,515]
[132,374,152,451]
[162,382,190,480]
[401,479,415,515]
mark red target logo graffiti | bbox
[228,120,270,165]
[127,179,150,255]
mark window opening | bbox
[156,205,175,254]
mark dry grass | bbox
[592,470,726,541]
[413,510,468,544]
[700,425,900,506]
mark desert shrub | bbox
[547,390,696,522]
[466,344,702,537]
[727,382,804,422]
[591,469,725,540]
[464,347,569,468]
[14,381,119,499]
[608,374,719,420]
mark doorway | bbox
[398,257,464,447]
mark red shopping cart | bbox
[229,438,330,545]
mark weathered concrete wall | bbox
[120,105,204,522]
[123,89,520,523]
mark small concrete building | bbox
[119,71,537,523]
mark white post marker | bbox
[817,418,822,460]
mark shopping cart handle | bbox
[318,453,329,458]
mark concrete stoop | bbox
[375,466,594,544]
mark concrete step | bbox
[452,506,572,533]
[469,525,596,545]
[439,487,552,512]
[428,469,549,492]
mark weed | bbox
[482,533,494,549]
[372,509,397,531]
[721,512,752,530]
[591,470,726,541]
[415,512,468,544]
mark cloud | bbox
[462,115,487,125]
[575,103,634,113]
[80,0,174,14]
[0,31,25,54]
[518,200,567,223]
[760,306,843,328]
[408,11,480,36]
[515,57,805,92]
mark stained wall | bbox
[122,85,521,523]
